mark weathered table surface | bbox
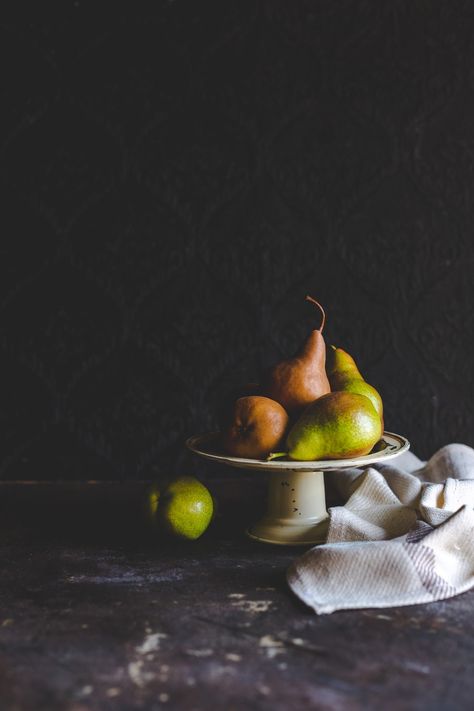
[0,480,473,711]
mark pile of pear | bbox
[221,297,384,462]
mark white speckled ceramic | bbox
[186,432,410,546]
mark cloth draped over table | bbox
[287,444,474,614]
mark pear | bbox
[156,477,214,540]
[327,346,383,423]
[279,391,382,461]
[223,396,289,459]
[262,296,330,415]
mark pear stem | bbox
[305,295,326,332]
[267,452,288,461]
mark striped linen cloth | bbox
[287,444,474,614]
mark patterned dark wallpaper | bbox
[1,1,473,480]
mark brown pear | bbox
[223,396,289,459]
[262,296,331,414]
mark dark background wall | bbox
[1,1,473,480]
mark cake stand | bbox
[186,431,410,546]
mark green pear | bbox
[284,391,382,461]
[327,346,383,423]
[145,477,214,540]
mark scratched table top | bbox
[0,480,473,711]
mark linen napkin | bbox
[287,444,474,614]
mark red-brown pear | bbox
[223,396,289,459]
[262,296,331,415]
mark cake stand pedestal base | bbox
[247,469,329,546]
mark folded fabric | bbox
[287,444,474,614]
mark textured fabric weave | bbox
[287,444,474,614]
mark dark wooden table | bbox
[0,480,473,711]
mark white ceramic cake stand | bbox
[186,431,410,546]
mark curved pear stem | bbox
[267,452,288,461]
[305,295,326,332]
